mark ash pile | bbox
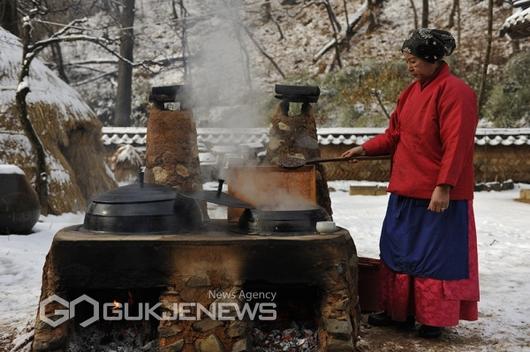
[251,323,318,352]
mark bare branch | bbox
[371,89,391,119]
[60,56,188,67]
[71,57,186,86]
[32,18,90,34]
[72,70,117,87]
[271,16,284,40]
[32,35,133,67]
[64,65,107,74]
[343,0,350,30]
[323,0,342,68]
[313,1,368,63]
[63,58,123,66]
[240,24,286,79]
[285,0,319,18]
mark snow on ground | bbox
[0,183,529,351]
[0,213,84,350]
[331,181,530,351]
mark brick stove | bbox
[33,223,359,351]
[31,85,361,352]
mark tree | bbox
[422,0,429,28]
[323,0,343,69]
[171,0,191,80]
[478,0,493,113]
[0,0,19,35]
[15,8,132,213]
[447,0,461,46]
[367,0,381,32]
[114,0,135,126]
[49,41,69,82]
[409,0,418,30]
[448,0,457,28]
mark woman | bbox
[342,29,479,338]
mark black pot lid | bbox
[91,183,177,204]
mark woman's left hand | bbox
[428,185,451,212]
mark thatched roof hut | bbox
[500,1,530,39]
[110,144,143,184]
[0,28,116,214]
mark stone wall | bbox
[473,145,530,183]
[320,144,530,183]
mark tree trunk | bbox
[367,0,380,32]
[16,18,49,214]
[456,0,461,47]
[478,0,493,113]
[179,0,189,80]
[409,0,418,30]
[422,0,429,28]
[511,39,520,55]
[50,42,69,83]
[448,0,457,28]
[0,0,19,36]
[171,0,178,19]
[114,0,135,127]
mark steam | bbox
[185,1,319,214]
[188,0,265,128]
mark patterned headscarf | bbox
[401,29,456,63]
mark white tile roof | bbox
[101,127,530,147]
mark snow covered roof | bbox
[0,28,93,119]
[500,6,530,39]
[101,127,530,147]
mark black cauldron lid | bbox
[92,183,177,204]
[84,182,204,234]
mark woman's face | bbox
[403,52,439,82]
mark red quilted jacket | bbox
[362,63,478,200]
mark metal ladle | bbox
[279,155,391,169]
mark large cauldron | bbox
[239,207,330,234]
[0,165,40,234]
[83,182,204,234]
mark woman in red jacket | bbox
[342,29,479,338]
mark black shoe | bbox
[367,312,393,326]
[418,324,442,338]
[368,312,416,329]
[396,315,416,331]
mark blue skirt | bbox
[380,194,469,280]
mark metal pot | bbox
[239,207,331,234]
[83,183,204,234]
[0,168,40,234]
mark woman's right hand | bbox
[341,146,366,162]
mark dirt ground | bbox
[357,314,526,352]
[1,316,527,352]
[0,325,16,352]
